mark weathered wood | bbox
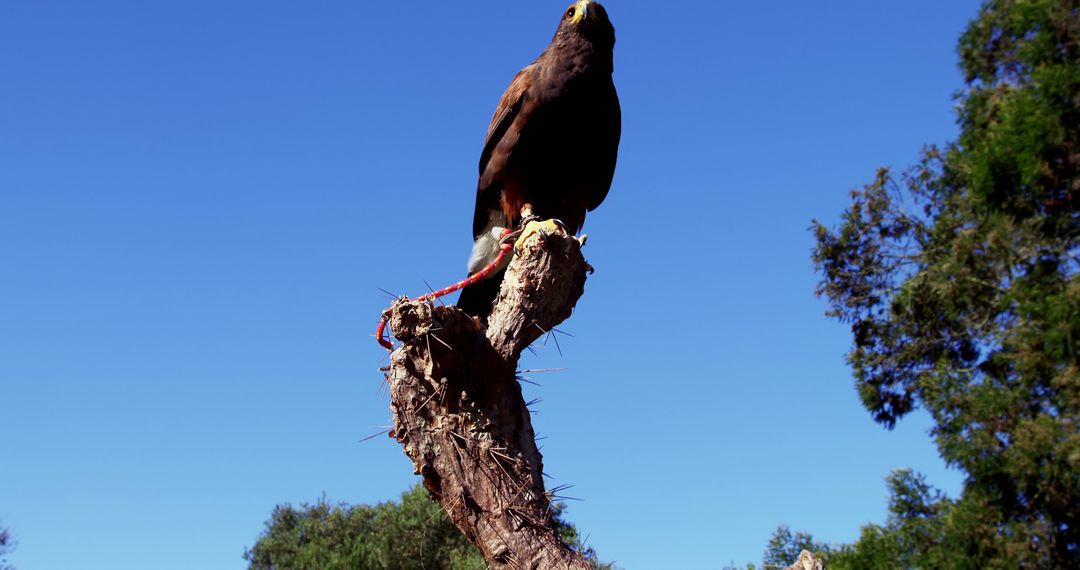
[383,224,591,570]
[786,550,825,570]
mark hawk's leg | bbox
[519,203,541,228]
[498,204,546,248]
[505,206,581,253]
[513,218,569,254]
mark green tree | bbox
[244,483,616,570]
[822,470,953,569]
[763,524,833,568]
[812,0,1079,566]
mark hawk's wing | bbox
[587,81,621,212]
[472,67,533,238]
[479,67,532,176]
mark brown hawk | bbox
[457,0,621,318]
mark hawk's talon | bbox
[513,218,565,254]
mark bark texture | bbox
[786,550,824,570]
[383,225,591,570]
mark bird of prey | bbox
[456,0,621,319]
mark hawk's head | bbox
[555,0,615,47]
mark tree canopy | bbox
[811,0,1079,566]
[244,483,615,570]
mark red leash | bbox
[376,237,514,351]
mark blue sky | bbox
[2,1,983,568]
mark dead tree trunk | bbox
[382,225,593,570]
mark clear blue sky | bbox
[2,1,983,568]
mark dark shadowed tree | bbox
[795,470,954,569]
[812,0,1079,566]
[763,524,833,568]
[0,523,15,570]
[244,483,616,570]
[840,470,952,569]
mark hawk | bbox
[456,0,621,318]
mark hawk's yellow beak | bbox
[569,0,592,24]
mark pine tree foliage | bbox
[812,0,1079,565]
[764,524,833,567]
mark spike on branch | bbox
[382,223,592,570]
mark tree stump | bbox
[382,224,592,570]
[786,550,824,570]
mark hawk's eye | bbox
[565,7,576,19]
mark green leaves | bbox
[243,485,486,570]
[763,524,833,568]
[812,0,1080,565]
[244,483,616,570]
